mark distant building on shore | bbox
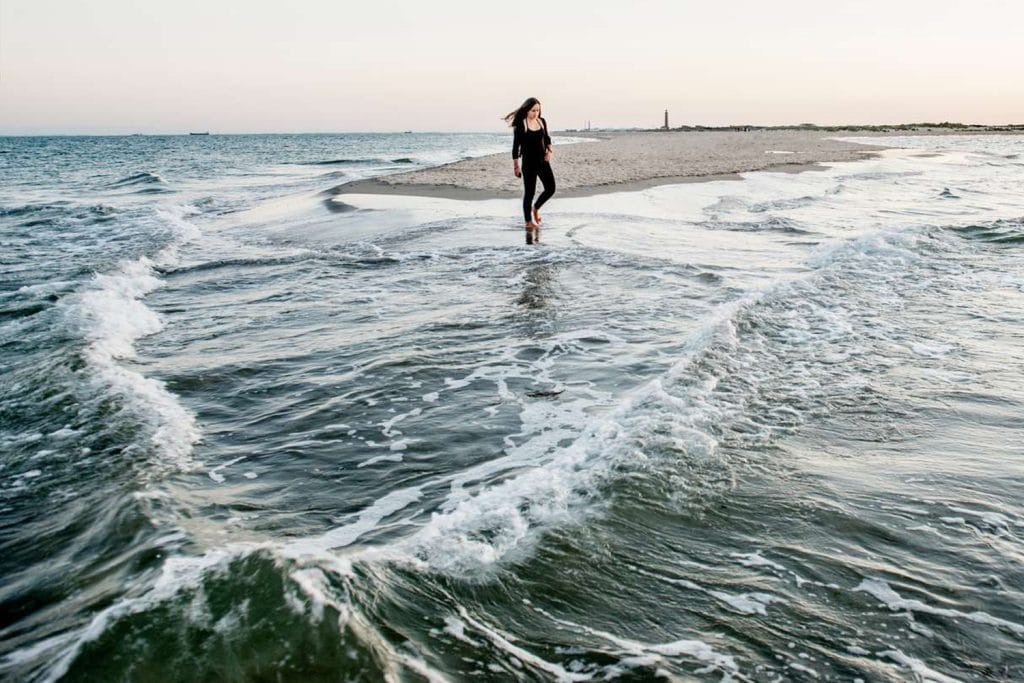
[664,110,669,130]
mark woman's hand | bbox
[544,147,553,162]
[514,161,521,178]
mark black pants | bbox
[522,159,556,223]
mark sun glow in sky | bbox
[2,0,1022,134]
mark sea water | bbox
[1,132,1023,681]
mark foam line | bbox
[527,603,739,676]
[855,578,1024,635]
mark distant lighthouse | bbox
[664,110,669,130]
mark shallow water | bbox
[2,133,1023,681]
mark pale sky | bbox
[1,0,1022,135]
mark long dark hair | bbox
[503,97,541,128]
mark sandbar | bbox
[329,130,892,200]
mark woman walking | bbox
[504,97,555,244]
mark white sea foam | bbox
[0,632,78,673]
[441,616,482,646]
[358,453,404,468]
[787,660,820,678]
[878,648,963,683]
[855,578,1024,635]
[207,456,246,483]
[527,603,738,677]
[633,564,785,618]
[63,204,203,473]
[709,590,786,616]
[288,567,343,624]
[454,608,593,681]
[387,652,450,683]
[730,551,814,588]
[282,486,425,556]
[380,407,421,437]
[945,505,1015,532]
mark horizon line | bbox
[3,122,1024,138]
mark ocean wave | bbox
[0,302,49,322]
[834,170,923,182]
[158,252,317,277]
[702,215,814,234]
[296,156,421,168]
[106,172,174,195]
[748,194,819,213]
[108,171,167,187]
[19,545,409,682]
[298,158,382,166]
[27,537,738,682]
[0,203,121,234]
[58,204,202,474]
[130,186,174,195]
[0,201,73,218]
[951,217,1024,244]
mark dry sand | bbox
[330,130,891,200]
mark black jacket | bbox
[512,117,551,160]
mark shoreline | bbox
[328,130,890,201]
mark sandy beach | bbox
[330,129,893,200]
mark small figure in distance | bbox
[504,97,556,245]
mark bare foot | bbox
[524,222,540,245]
[532,207,543,225]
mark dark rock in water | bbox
[939,187,960,199]
[391,158,415,164]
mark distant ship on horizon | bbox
[189,132,210,136]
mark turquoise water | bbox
[1,133,1023,681]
